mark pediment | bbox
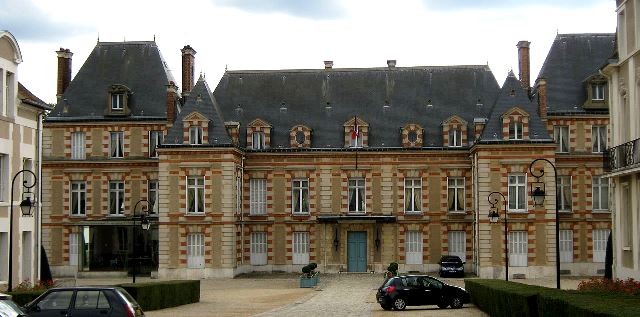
[183,111,209,122]
[501,107,529,118]
[248,118,272,128]
[441,115,467,126]
[343,116,368,127]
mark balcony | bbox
[605,138,640,173]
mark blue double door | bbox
[347,231,367,272]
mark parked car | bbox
[0,293,28,317]
[438,255,465,277]
[23,286,144,317]
[376,275,470,311]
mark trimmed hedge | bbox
[119,280,200,311]
[465,279,640,317]
[6,290,45,306]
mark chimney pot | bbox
[387,60,396,68]
[56,48,73,101]
[324,61,333,69]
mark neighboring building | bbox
[602,0,640,280]
[0,30,51,289]
[42,34,614,280]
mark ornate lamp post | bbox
[132,199,151,283]
[8,169,37,292]
[529,158,560,289]
[487,191,509,281]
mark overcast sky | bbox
[1,0,616,104]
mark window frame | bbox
[250,178,267,215]
[507,174,527,212]
[404,178,422,213]
[252,131,265,149]
[0,154,4,201]
[557,176,572,212]
[109,131,124,158]
[405,231,423,265]
[70,181,87,216]
[149,131,163,158]
[189,126,203,145]
[448,231,466,262]
[292,231,310,265]
[592,176,609,212]
[111,93,125,110]
[592,229,610,263]
[508,231,528,267]
[186,176,205,214]
[509,121,523,140]
[591,83,605,101]
[348,178,366,213]
[148,180,158,215]
[108,181,125,215]
[447,177,465,212]
[292,179,310,215]
[69,233,79,266]
[559,229,573,263]
[448,128,462,147]
[591,125,607,153]
[553,126,569,153]
[71,132,86,160]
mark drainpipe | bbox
[473,152,480,276]
[240,156,245,266]
[36,112,43,282]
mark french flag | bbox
[351,118,359,140]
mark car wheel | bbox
[437,300,449,309]
[381,304,392,311]
[393,297,407,310]
[450,296,464,309]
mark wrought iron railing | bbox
[605,137,640,172]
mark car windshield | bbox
[440,256,461,263]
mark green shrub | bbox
[6,290,45,306]
[465,279,640,317]
[301,263,318,277]
[387,262,398,276]
[119,280,200,311]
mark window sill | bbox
[592,210,610,214]
[248,213,268,217]
[185,213,206,216]
[292,212,310,216]
[558,210,572,213]
[448,211,466,214]
[507,210,528,214]
[107,214,125,217]
[404,212,423,215]
[623,247,632,252]
[347,212,366,215]
[70,214,87,218]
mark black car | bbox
[23,286,144,317]
[376,275,470,311]
[439,255,465,277]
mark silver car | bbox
[0,293,28,317]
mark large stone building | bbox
[603,0,640,280]
[43,33,614,280]
[0,30,51,289]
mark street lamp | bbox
[529,158,560,289]
[132,199,152,283]
[487,191,509,281]
[8,169,37,292]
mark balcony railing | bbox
[605,137,640,173]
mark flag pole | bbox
[354,116,358,170]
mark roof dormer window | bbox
[583,75,608,109]
[107,84,131,116]
[252,131,265,149]
[111,93,124,110]
[591,83,605,101]
[509,121,523,140]
[189,126,203,145]
[247,118,272,150]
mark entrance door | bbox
[347,231,367,272]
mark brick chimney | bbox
[324,61,333,69]
[387,60,396,68]
[56,48,73,101]
[517,41,530,89]
[166,81,178,125]
[181,45,196,95]
[537,78,548,119]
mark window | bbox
[187,176,204,214]
[187,233,204,268]
[349,126,362,148]
[109,132,124,158]
[149,131,163,157]
[108,181,124,215]
[236,176,242,214]
[348,178,365,213]
[0,69,4,116]
[292,179,309,214]
[5,72,13,116]
[74,290,110,310]
[69,233,79,266]
[622,182,632,248]
[252,131,265,149]
[404,179,422,213]
[71,132,85,159]
[189,126,203,145]
[509,231,528,267]
[148,180,158,214]
[592,176,609,211]
[592,126,607,153]
[593,229,610,263]
[448,129,462,147]
[559,229,573,263]
[448,231,466,261]
[591,83,605,101]
[36,290,74,311]
[250,179,266,215]
[405,231,423,265]
[509,121,523,140]
[111,93,124,110]
[22,158,33,190]
[557,176,572,212]
[448,177,465,212]
[292,232,310,265]
[71,181,86,216]
[508,174,526,211]
[0,154,4,201]
[250,232,267,265]
[554,126,569,153]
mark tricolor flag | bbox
[351,117,359,140]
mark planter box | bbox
[300,275,319,288]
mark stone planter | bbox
[299,274,319,288]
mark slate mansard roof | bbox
[47,41,176,122]
[213,65,501,148]
[537,33,615,114]
[166,77,233,146]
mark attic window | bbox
[189,126,203,145]
[509,122,523,140]
[107,84,131,115]
[112,93,124,110]
[408,130,418,143]
[591,83,605,101]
